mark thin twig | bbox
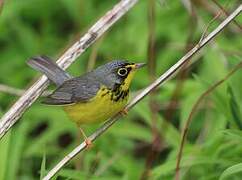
[198,10,222,45]
[164,2,197,124]
[0,84,51,97]
[212,0,242,30]
[43,5,242,180]
[94,152,122,176]
[0,0,4,12]
[86,35,105,72]
[141,0,161,179]
[0,84,28,97]
[175,61,242,180]
[0,0,139,139]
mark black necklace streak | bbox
[100,85,129,102]
[111,87,129,102]
[104,82,129,102]
[100,65,132,102]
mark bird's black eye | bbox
[117,68,128,76]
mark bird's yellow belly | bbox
[63,89,128,126]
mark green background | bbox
[0,0,242,179]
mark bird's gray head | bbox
[93,60,145,90]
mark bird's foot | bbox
[79,127,93,149]
[85,138,93,149]
[120,108,128,116]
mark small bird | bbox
[27,56,145,145]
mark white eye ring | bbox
[117,68,128,76]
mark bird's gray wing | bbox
[42,75,101,105]
[27,56,72,86]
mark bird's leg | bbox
[79,127,92,148]
[120,108,128,116]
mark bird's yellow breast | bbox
[63,87,129,126]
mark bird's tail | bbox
[27,56,72,86]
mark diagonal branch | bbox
[0,84,51,97]
[43,4,242,180]
[0,0,139,139]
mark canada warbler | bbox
[27,56,145,144]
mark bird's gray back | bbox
[43,72,101,105]
[43,60,128,105]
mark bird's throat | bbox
[111,85,129,102]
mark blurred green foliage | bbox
[0,0,242,179]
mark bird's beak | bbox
[135,63,146,69]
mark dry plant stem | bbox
[43,5,242,180]
[164,6,198,122]
[0,84,28,97]
[0,0,4,11]
[94,152,122,176]
[175,61,242,180]
[0,84,51,97]
[43,113,122,180]
[86,35,105,72]
[0,0,139,139]
[141,0,161,179]
[198,10,222,44]
[212,0,242,30]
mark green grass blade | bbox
[40,151,46,180]
[219,163,242,180]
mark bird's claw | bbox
[85,138,93,149]
[120,108,128,116]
